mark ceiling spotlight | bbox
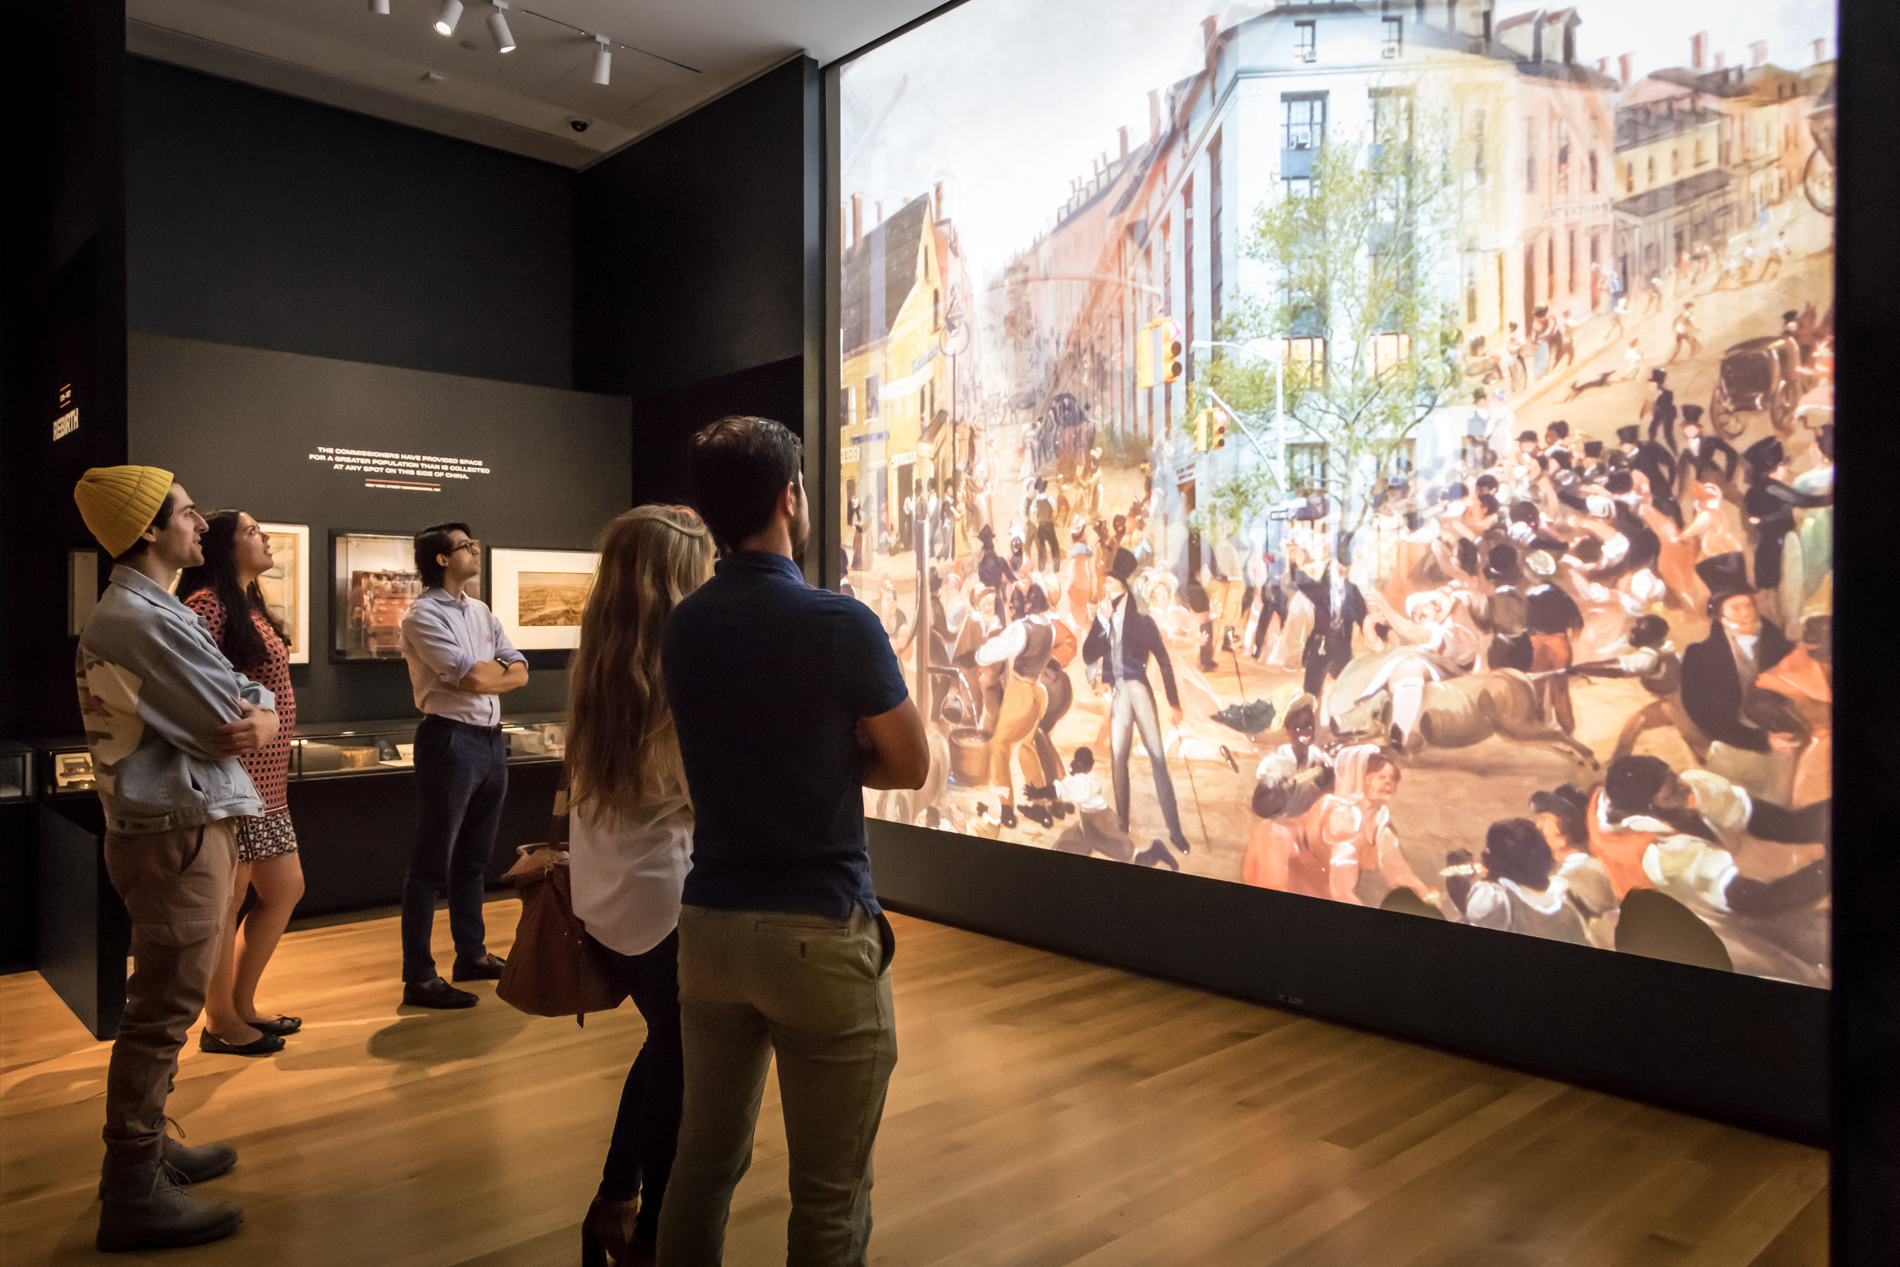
[434,0,463,36]
[487,0,515,52]
[592,35,612,86]
[369,0,390,12]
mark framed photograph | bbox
[257,523,310,664]
[331,531,424,662]
[488,547,599,650]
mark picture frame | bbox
[487,547,599,650]
[257,522,310,664]
[331,531,424,662]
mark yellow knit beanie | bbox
[74,466,176,558]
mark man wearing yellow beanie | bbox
[71,468,280,1252]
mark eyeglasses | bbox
[450,539,482,555]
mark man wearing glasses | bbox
[398,522,528,1007]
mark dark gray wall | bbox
[1833,0,1900,1257]
[574,60,814,401]
[128,334,630,724]
[125,57,574,391]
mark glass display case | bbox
[290,714,566,777]
[0,740,33,803]
[32,713,567,798]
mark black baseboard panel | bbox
[868,819,1827,1144]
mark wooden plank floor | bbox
[0,903,1826,1266]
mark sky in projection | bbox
[841,0,1835,280]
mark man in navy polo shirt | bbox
[658,416,928,1267]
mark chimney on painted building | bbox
[1713,50,1725,71]
[1750,41,1768,67]
[1691,31,1708,71]
[934,180,945,222]
[1619,52,1633,86]
[1148,89,1161,141]
[874,200,883,226]
[850,193,862,250]
[1118,125,1130,160]
[1812,37,1826,63]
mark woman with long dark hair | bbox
[178,511,305,1056]
[564,505,714,1266]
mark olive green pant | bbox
[657,904,897,1267]
[101,819,238,1163]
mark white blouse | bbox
[569,789,694,957]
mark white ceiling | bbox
[126,0,944,168]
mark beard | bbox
[791,507,810,569]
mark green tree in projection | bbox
[1193,94,1468,547]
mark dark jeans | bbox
[598,931,685,1240]
[401,715,508,983]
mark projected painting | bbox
[839,0,1836,986]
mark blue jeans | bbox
[401,715,507,983]
[599,931,685,1241]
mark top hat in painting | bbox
[1681,404,1705,424]
[1649,368,1668,385]
[1743,436,1785,474]
[1616,425,1641,446]
[1694,551,1752,607]
[1107,548,1139,587]
[976,524,996,545]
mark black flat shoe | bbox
[248,1016,301,1037]
[198,1029,285,1057]
[404,977,478,1009]
[450,954,506,982]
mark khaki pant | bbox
[987,676,1047,790]
[657,905,897,1267]
[101,820,238,1162]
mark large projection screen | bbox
[835,0,1836,988]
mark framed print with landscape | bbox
[257,522,310,664]
[487,547,598,650]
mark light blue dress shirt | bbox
[399,588,524,726]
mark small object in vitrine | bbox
[337,746,382,770]
[297,741,344,773]
[54,751,97,792]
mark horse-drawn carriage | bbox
[1708,336,1810,439]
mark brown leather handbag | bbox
[496,778,626,1024]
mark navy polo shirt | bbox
[663,550,909,917]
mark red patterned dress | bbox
[182,589,299,861]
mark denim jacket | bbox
[74,566,274,834]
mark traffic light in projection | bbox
[1193,407,1230,452]
[1136,319,1184,389]
[1157,319,1183,383]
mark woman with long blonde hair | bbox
[565,504,714,1267]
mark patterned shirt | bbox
[182,590,297,815]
